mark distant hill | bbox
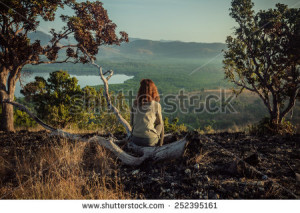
[105,39,226,60]
[28,31,226,61]
[28,31,52,46]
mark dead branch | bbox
[80,46,132,136]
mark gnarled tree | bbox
[223,0,300,129]
[0,0,128,131]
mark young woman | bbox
[130,79,164,147]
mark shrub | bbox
[14,109,36,128]
[249,117,295,136]
[164,117,187,133]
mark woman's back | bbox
[131,100,162,139]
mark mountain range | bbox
[28,31,226,61]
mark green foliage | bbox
[196,125,215,135]
[164,117,187,133]
[249,117,295,136]
[77,90,130,133]
[21,70,130,133]
[22,70,84,128]
[14,109,36,128]
[0,98,37,128]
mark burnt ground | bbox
[0,130,299,199]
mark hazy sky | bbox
[38,0,300,43]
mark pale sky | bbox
[38,0,300,43]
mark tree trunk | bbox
[269,93,280,125]
[0,84,15,132]
[0,95,14,132]
[0,67,17,132]
[270,109,280,126]
[279,90,298,123]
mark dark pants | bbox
[131,135,159,147]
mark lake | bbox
[15,72,134,97]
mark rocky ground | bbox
[0,130,299,199]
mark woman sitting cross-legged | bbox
[130,79,164,147]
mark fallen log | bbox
[3,100,188,166]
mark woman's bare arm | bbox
[154,103,164,146]
[159,124,164,146]
[130,107,134,131]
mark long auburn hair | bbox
[134,79,160,106]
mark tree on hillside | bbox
[223,0,300,132]
[0,0,128,131]
[21,70,84,128]
[22,70,130,131]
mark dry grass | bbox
[15,124,108,134]
[0,138,131,199]
[15,125,45,132]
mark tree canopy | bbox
[223,0,300,131]
[0,0,128,131]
